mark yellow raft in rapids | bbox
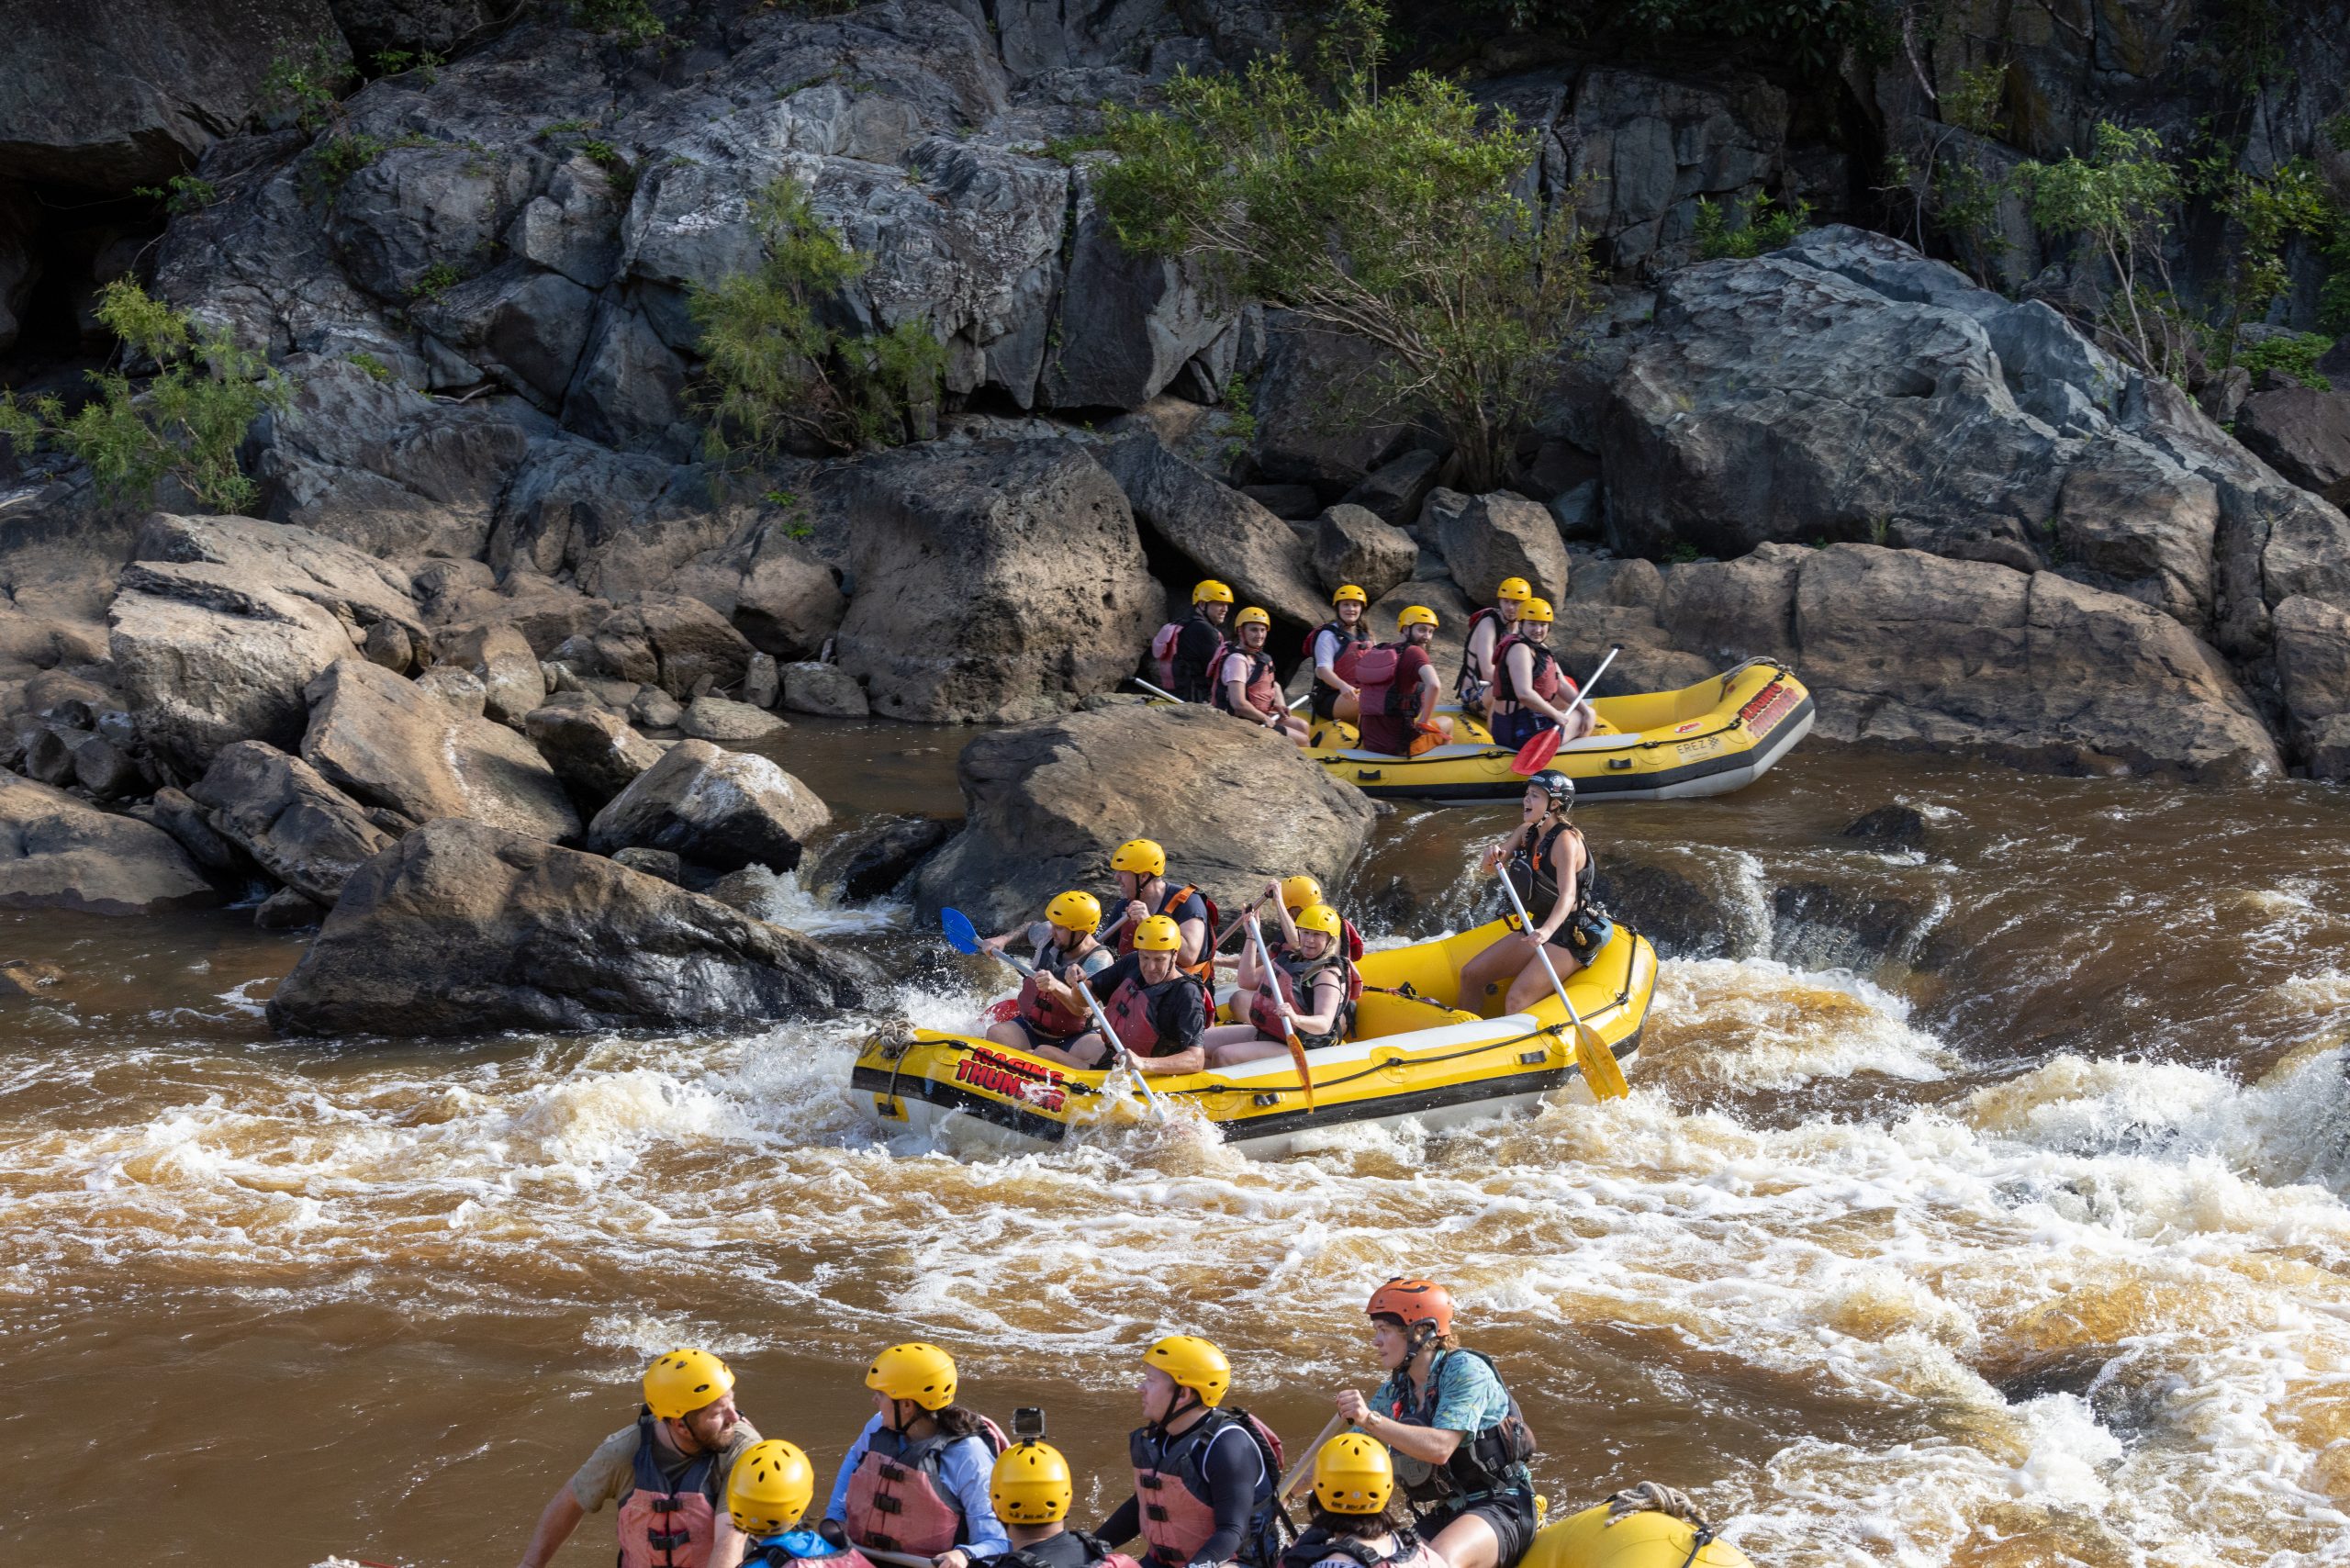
[852,916,1656,1156]
[1306,658,1813,802]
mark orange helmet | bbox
[1367,1278,1454,1337]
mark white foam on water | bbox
[1647,957,1953,1089]
[723,865,907,935]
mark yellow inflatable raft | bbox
[1306,659,1813,802]
[852,917,1655,1157]
[1522,1503,1752,1568]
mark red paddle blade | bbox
[1509,726,1562,775]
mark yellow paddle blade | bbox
[1574,1024,1629,1101]
[1285,1032,1317,1109]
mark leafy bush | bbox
[2238,332,2333,390]
[0,281,292,513]
[2014,124,2197,381]
[346,352,396,382]
[691,176,946,458]
[262,36,352,132]
[134,175,222,216]
[1092,6,1600,491]
[1692,190,1811,259]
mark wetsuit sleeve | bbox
[824,1413,883,1524]
[1193,1425,1265,1565]
[1098,1496,1142,1548]
[940,1435,1011,1557]
[1153,979,1208,1051]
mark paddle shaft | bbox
[1245,913,1317,1109]
[1493,865,1622,1099]
[1558,644,1622,730]
[1131,676,1182,702]
[1277,1413,1352,1502]
[1066,967,1169,1122]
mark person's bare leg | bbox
[1458,934,1534,1016]
[1427,1512,1503,1568]
[1025,1033,1107,1070]
[1199,1022,1264,1054]
[985,1019,1034,1050]
[1205,1036,1289,1068]
[1505,942,1585,1013]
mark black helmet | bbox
[1530,768,1574,804]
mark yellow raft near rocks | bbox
[852,915,1656,1157]
[1307,658,1813,802]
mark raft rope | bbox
[1604,1483,1716,1568]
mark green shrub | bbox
[0,281,292,513]
[346,352,396,382]
[1091,3,1600,491]
[134,175,222,216]
[262,36,352,132]
[567,0,665,45]
[2238,332,2333,390]
[691,176,947,458]
[408,263,466,300]
[1693,190,1811,259]
[2014,124,2196,381]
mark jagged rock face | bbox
[266,817,862,1038]
[913,702,1379,933]
[190,741,397,906]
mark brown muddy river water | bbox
[8,725,2350,1565]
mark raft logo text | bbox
[956,1047,1069,1111]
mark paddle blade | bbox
[1509,725,1562,775]
[940,907,983,955]
[1575,1025,1630,1101]
[1285,1033,1317,1110]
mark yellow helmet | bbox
[1293,903,1343,941]
[1235,606,1271,630]
[1312,1433,1394,1514]
[727,1439,815,1535]
[1144,1334,1231,1407]
[643,1349,735,1420]
[1516,597,1555,623]
[1111,839,1167,877]
[1541,1502,1754,1568]
[1494,577,1532,603]
[1397,605,1438,631]
[1332,584,1368,606]
[867,1342,957,1410]
[990,1440,1073,1524]
[1193,580,1235,605]
[1046,890,1102,933]
[1132,914,1184,953]
[1280,874,1325,915]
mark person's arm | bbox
[935,1437,1011,1562]
[1177,900,1208,968]
[516,1484,586,1568]
[1192,1425,1266,1565]
[710,1518,748,1568]
[1508,645,1571,723]
[1414,661,1441,725]
[1288,969,1344,1037]
[1097,1497,1143,1550]
[1314,631,1348,693]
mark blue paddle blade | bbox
[940,907,983,955]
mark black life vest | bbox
[1505,821,1596,924]
[990,1530,1138,1568]
[1279,1528,1445,1568]
[1383,1350,1537,1507]
[1170,612,1227,703]
[1454,607,1511,702]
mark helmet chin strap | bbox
[1149,1386,1201,1435]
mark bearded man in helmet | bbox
[516,1348,763,1568]
[1097,1337,1282,1568]
[1352,608,1453,758]
[1330,1282,1537,1568]
[1096,838,1212,975]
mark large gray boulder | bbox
[1041,167,1230,409]
[588,739,829,873]
[108,513,429,777]
[822,439,1164,722]
[1423,488,1572,606]
[267,818,863,1038]
[0,0,348,191]
[914,703,1379,933]
[2234,385,2350,508]
[2272,595,2350,781]
[301,659,582,843]
[732,532,846,661]
[523,705,666,805]
[1100,432,1326,627]
[0,776,218,915]
[1562,68,1788,273]
[1243,310,1409,492]
[191,741,397,906]
[1310,504,1417,602]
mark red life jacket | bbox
[1491,633,1571,709]
[1128,1410,1283,1567]
[1349,644,1414,718]
[1013,937,1096,1039]
[1105,970,1207,1058]
[1246,948,1361,1048]
[843,1417,1010,1556]
[1213,646,1282,718]
[1116,883,1221,979]
[616,1412,722,1568]
[1304,620,1371,668]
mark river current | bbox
[6,730,2350,1565]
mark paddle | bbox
[1508,644,1623,776]
[1130,676,1183,702]
[941,907,1035,977]
[1491,869,1629,1101]
[1244,913,1317,1110]
[1277,1413,1352,1502]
